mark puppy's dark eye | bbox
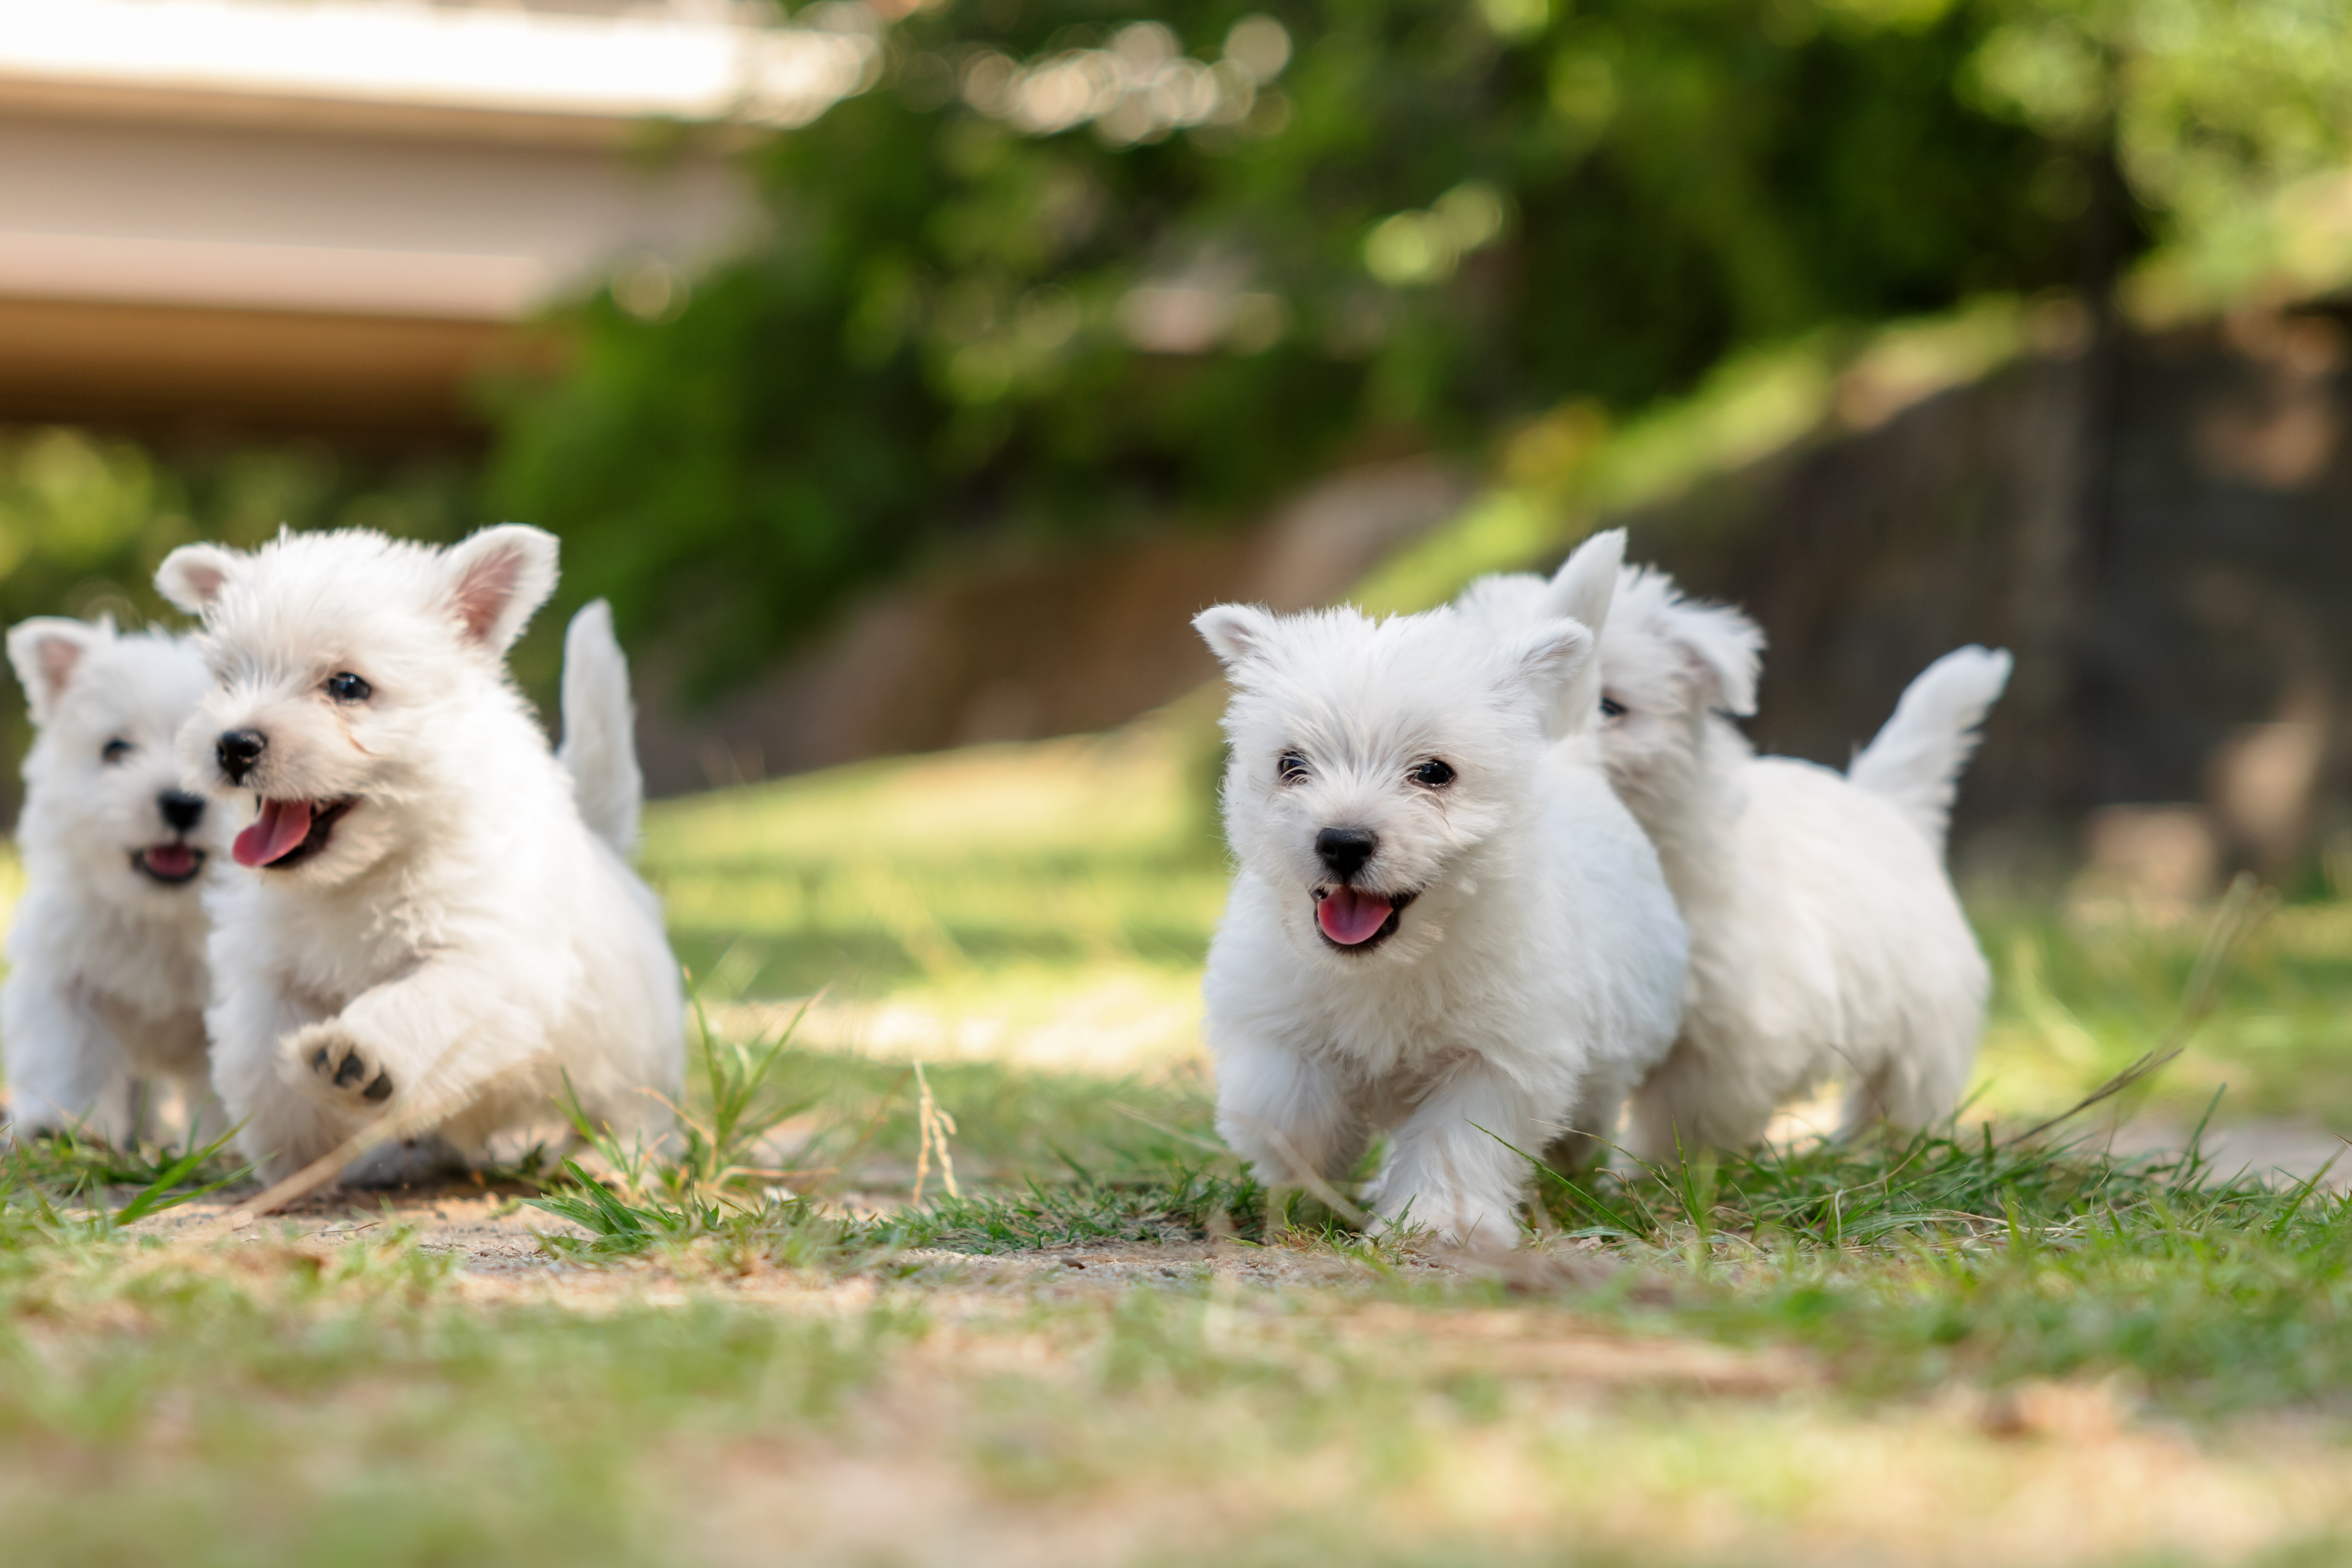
[101,738,133,765]
[1277,750,1310,785]
[1411,759,1456,789]
[1599,697,1628,720]
[325,671,372,703]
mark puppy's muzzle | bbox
[217,729,267,785]
[158,790,205,832]
[1315,825,1377,883]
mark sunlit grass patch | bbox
[885,1163,1264,1255]
[515,999,1225,1268]
[0,1229,902,1568]
[643,722,1227,1004]
[1976,894,2352,1126]
[1674,1176,2352,1415]
[706,958,1208,1079]
[0,1239,2337,1568]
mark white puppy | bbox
[3,617,223,1145]
[155,526,683,1182]
[1465,535,2009,1156]
[1194,592,1686,1251]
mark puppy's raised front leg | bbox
[1210,1030,1364,1188]
[1364,1054,1550,1253]
[282,960,544,1127]
[1,978,135,1145]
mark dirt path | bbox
[128,1182,583,1275]
[123,1096,2352,1294]
[123,1180,1484,1300]
[2108,1116,2352,1186]
[94,1176,2352,1568]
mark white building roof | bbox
[0,0,878,139]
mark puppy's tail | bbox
[557,600,643,857]
[1531,527,1626,740]
[1846,646,2013,858]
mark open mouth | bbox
[131,843,205,885]
[1312,885,1418,951]
[233,796,358,870]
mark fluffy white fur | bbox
[155,526,683,1182]
[1455,528,1626,740]
[1469,541,2010,1155]
[557,600,644,854]
[3,617,223,1144]
[1845,646,2015,858]
[1195,596,1686,1251]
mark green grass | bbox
[1553,1130,2352,1413]
[1969,896,2352,1126]
[640,720,1228,1005]
[5,1097,2352,1565]
[507,1042,2352,1416]
[3,731,2352,1563]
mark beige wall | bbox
[0,110,750,319]
[0,108,749,427]
[0,0,867,430]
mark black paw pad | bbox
[363,1071,393,1104]
[332,1052,369,1090]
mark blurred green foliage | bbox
[490,0,2103,693]
[12,2,2352,718]
[1966,0,2352,230]
[0,430,472,804]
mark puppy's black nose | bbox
[158,790,205,832]
[216,730,266,784]
[1315,826,1377,882]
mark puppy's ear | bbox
[1537,527,1626,633]
[443,524,559,654]
[7,617,106,727]
[155,543,243,615]
[1194,603,1278,668]
[1664,600,1765,717]
[1502,617,1593,697]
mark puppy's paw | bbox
[283,1022,396,1112]
[1436,1211,1521,1259]
[1367,1185,1520,1258]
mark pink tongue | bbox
[143,844,195,878]
[1317,885,1395,945]
[233,799,314,868]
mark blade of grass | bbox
[2007,874,2276,1147]
[111,1123,252,1227]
